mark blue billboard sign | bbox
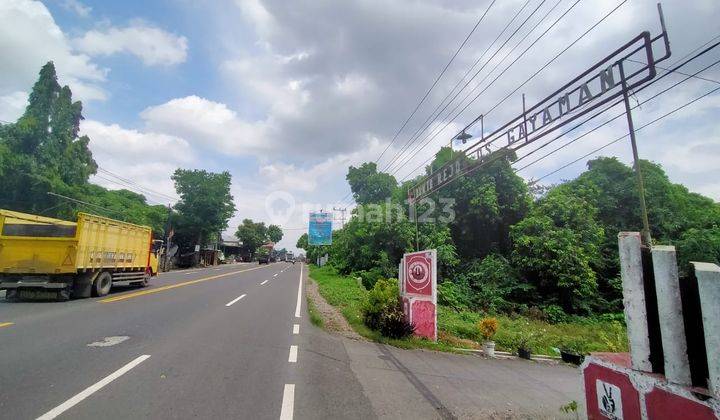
[308,212,332,245]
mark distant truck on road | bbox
[0,210,160,300]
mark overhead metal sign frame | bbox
[408,5,671,204]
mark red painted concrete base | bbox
[582,354,719,419]
[401,296,437,341]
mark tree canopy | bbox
[298,151,719,316]
[346,162,397,205]
[171,169,236,250]
[235,219,283,257]
[0,61,168,235]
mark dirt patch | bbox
[306,277,364,340]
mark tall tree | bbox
[346,162,397,205]
[426,147,532,259]
[172,169,236,249]
[0,61,96,216]
[511,188,604,314]
[267,224,284,243]
[236,219,268,258]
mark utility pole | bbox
[163,204,172,272]
[333,207,347,228]
[619,63,652,246]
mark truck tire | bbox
[132,274,150,288]
[92,272,112,297]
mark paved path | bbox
[0,263,583,419]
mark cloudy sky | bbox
[1,0,718,252]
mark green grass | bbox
[309,265,628,355]
[310,265,471,352]
[439,308,628,355]
[306,296,323,327]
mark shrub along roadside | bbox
[310,265,629,355]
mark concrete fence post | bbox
[652,246,691,385]
[692,262,720,398]
[619,232,652,372]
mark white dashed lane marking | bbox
[225,294,246,307]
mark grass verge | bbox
[306,296,323,327]
[309,265,627,355]
[310,265,467,352]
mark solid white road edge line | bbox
[294,265,303,318]
[36,355,151,420]
[288,345,298,363]
[279,384,295,420]
[225,294,247,307]
[261,280,268,285]
[293,324,299,334]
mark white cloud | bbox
[0,91,28,122]
[61,0,91,17]
[81,120,195,203]
[73,21,188,66]
[140,95,273,155]
[0,0,106,105]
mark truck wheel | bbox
[92,272,112,297]
[135,274,150,288]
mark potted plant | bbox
[516,329,535,360]
[560,337,588,365]
[478,317,499,358]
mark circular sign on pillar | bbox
[404,251,433,297]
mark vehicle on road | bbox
[0,209,160,300]
[257,247,270,264]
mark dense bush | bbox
[296,150,720,319]
[378,301,415,339]
[357,267,385,290]
[453,255,531,313]
[362,278,414,338]
[437,281,469,311]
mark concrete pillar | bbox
[692,262,720,398]
[652,246,691,385]
[619,232,652,372]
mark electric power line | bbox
[339,0,501,205]
[384,0,569,176]
[395,0,626,185]
[374,0,499,165]
[513,39,720,172]
[96,166,179,202]
[46,192,127,218]
[380,0,546,174]
[341,0,579,206]
[529,84,720,184]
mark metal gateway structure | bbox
[408,4,673,245]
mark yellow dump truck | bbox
[0,209,160,300]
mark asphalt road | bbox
[0,262,373,420]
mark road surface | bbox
[0,263,373,420]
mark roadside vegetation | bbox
[300,142,719,350]
[310,265,628,354]
[0,62,244,261]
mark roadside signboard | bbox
[308,212,333,245]
[403,250,435,298]
[408,28,670,204]
[400,249,437,341]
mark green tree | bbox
[236,219,269,258]
[0,62,97,216]
[172,169,236,250]
[510,189,604,313]
[267,224,284,243]
[346,162,397,205]
[426,147,532,259]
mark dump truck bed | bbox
[0,210,79,275]
[0,210,152,275]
